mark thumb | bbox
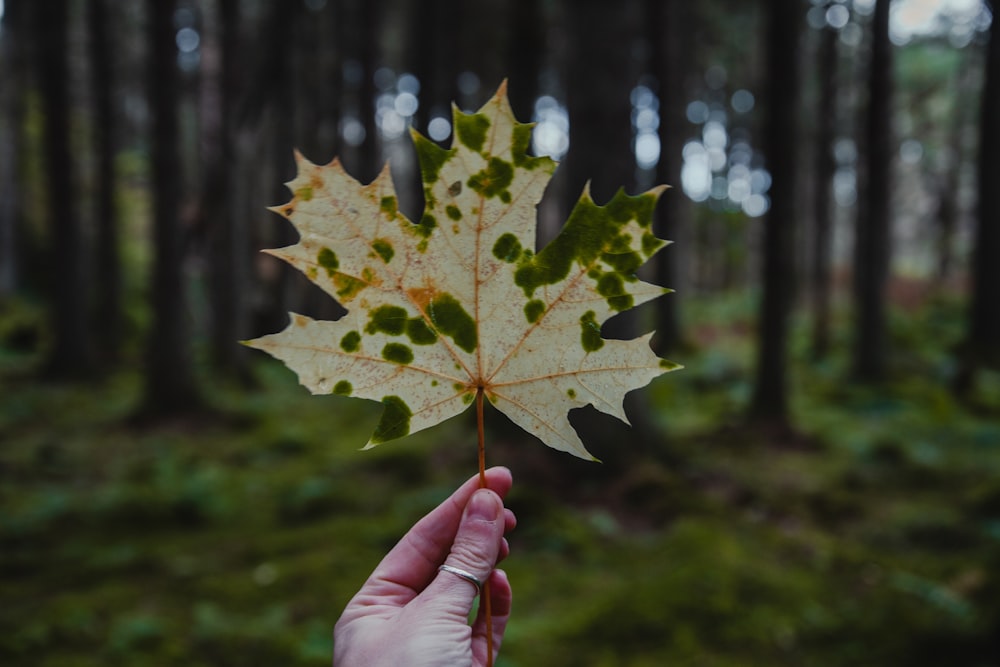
[428,489,505,609]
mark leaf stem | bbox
[475,386,493,667]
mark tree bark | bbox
[852,0,894,383]
[0,0,26,298]
[749,0,802,425]
[648,0,689,354]
[206,0,251,377]
[88,0,123,366]
[41,0,91,378]
[965,0,1000,371]
[810,13,839,360]
[505,0,542,124]
[143,0,200,414]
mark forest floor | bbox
[1,291,999,666]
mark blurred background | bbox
[2,0,1000,664]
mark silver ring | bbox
[438,564,483,592]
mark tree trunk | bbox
[0,0,26,298]
[648,0,689,354]
[88,0,123,366]
[810,13,839,360]
[964,0,1000,372]
[143,0,200,414]
[852,0,894,383]
[505,0,542,124]
[749,0,802,425]
[41,0,91,378]
[206,0,251,378]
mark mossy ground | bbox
[2,292,999,666]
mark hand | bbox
[334,467,516,666]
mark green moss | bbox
[445,205,462,221]
[372,238,394,264]
[413,133,456,184]
[365,305,408,336]
[524,299,545,324]
[492,233,523,263]
[429,294,477,353]
[405,317,438,345]
[317,247,339,277]
[370,395,412,444]
[381,343,414,365]
[340,330,361,353]
[468,158,513,200]
[455,112,490,152]
[333,380,352,396]
[580,310,604,352]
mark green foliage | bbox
[2,293,999,665]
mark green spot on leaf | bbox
[340,330,361,353]
[372,238,394,264]
[429,294,477,353]
[334,274,366,299]
[446,205,462,221]
[380,196,398,219]
[371,395,412,444]
[492,233,522,263]
[642,231,662,257]
[416,214,437,238]
[413,133,456,184]
[296,185,314,201]
[580,310,604,352]
[567,388,576,399]
[455,112,490,152]
[513,189,655,298]
[660,358,681,370]
[317,247,339,277]
[382,342,414,365]
[524,299,545,324]
[366,305,408,336]
[468,158,514,201]
[333,380,352,395]
[405,317,438,345]
[596,272,633,311]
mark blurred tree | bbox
[87,0,122,366]
[749,0,802,427]
[961,0,1000,381]
[505,0,543,123]
[203,0,251,378]
[562,0,639,342]
[410,0,460,141]
[810,5,840,360]
[852,0,894,383]
[143,0,201,414]
[0,0,26,297]
[41,0,91,378]
[648,0,690,354]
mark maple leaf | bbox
[246,81,680,460]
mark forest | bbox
[1,0,999,664]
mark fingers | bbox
[352,467,513,608]
[472,569,512,666]
[423,487,506,614]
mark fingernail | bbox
[468,489,500,521]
